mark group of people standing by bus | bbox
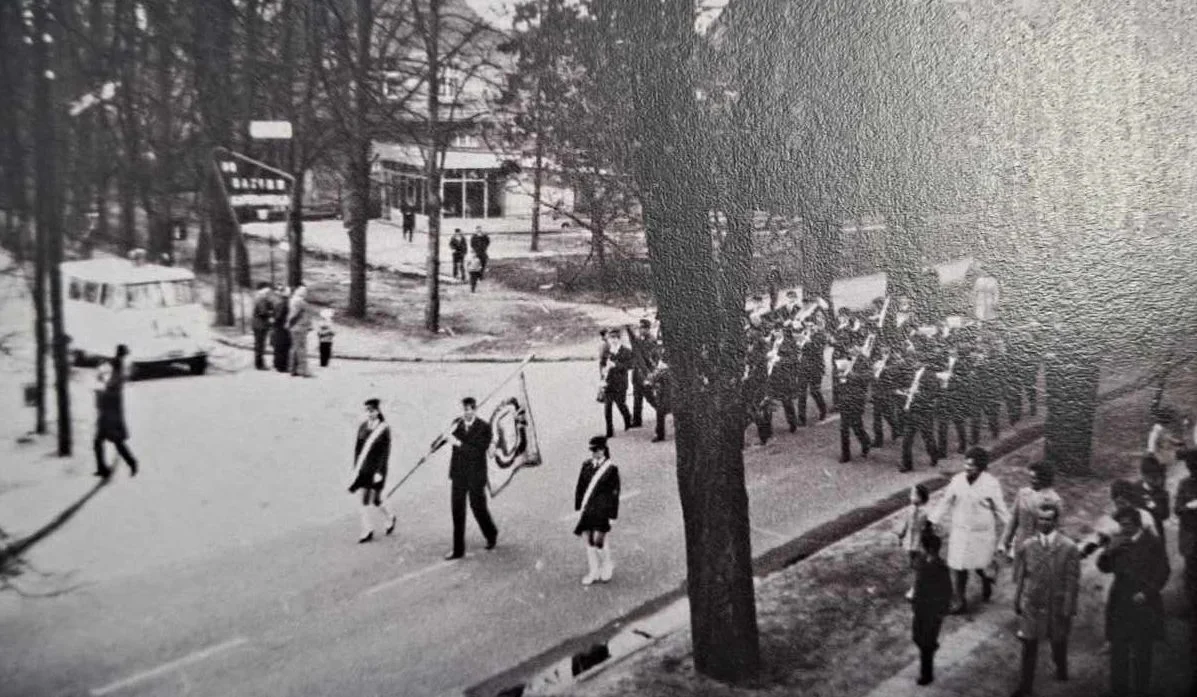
[252,282,336,376]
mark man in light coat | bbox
[930,446,1010,614]
[287,284,313,377]
[1010,501,1080,697]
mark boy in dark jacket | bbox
[912,528,954,686]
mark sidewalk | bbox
[474,364,1195,697]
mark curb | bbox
[210,335,594,364]
[463,374,1150,697]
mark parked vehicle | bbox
[61,257,211,375]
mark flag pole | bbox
[384,353,536,499]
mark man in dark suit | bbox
[835,357,871,463]
[795,325,828,425]
[401,203,416,242]
[628,319,658,428]
[251,282,274,370]
[1097,506,1170,697]
[443,397,499,560]
[900,343,941,472]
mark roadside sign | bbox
[215,153,291,208]
[249,120,293,140]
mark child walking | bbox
[317,309,336,368]
[574,436,621,585]
[467,253,484,293]
[897,483,931,600]
[912,531,953,686]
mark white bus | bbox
[62,258,211,375]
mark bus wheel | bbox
[189,356,208,375]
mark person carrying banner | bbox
[348,398,397,544]
[575,436,621,585]
[442,397,499,560]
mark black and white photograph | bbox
[1,1,1196,696]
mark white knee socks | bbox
[583,546,600,585]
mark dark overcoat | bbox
[349,419,391,492]
[96,364,128,441]
[603,347,633,398]
[574,460,621,535]
[912,555,953,650]
[1097,531,1170,643]
[449,417,493,488]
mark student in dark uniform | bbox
[969,335,1003,442]
[871,345,904,448]
[442,397,499,560]
[935,344,972,456]
[628,319,658,428]
[574,436,621,585]
[796,325,828,425]
[912,530,954,686]
[900,343,942,472]
[744,332,774,446]
[835,357,871,463]
[770,326,803,433]
[600,330,634,438]
[348,398,397,543]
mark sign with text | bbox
[216,156,291,209]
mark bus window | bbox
[127,283,166,310]
[162,280,197,306]
[83,281,102,303]
[68,277,82,300]
[102,284,126,309]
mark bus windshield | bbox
[121,280,198,310]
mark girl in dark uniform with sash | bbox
[349,398,397,543]
[574,436,621,585]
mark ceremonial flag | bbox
[486,371,542,497]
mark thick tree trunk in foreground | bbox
[1043,339,1099,475]
[624,0,760,683]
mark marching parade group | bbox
[595,281,1042,475]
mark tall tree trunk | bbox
[420,0,443,333]
[146,1,175,262]
[194,0,236,325]
[345,0,373,318]
[1043,337,1099,475]
[529,91,543,252]
[33,0,69,448]
[624,0,760,683]
[0,0,29,259]
[287,170,305,288]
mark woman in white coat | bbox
[930,446,1010,615]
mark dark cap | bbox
[588,436,608,450]
[639,318,652,328]
[364,398,381,409]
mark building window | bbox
[451,133,480,148]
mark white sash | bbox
[577,459,615,525]
[350,421,389,486]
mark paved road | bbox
[0,350,949,697]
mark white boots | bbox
[359,504,397,543]
[598,544,614,582]
[582,546,600,585]
[582,544,615,585]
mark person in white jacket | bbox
[930,446,1010,615]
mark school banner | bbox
[486,371,542,497]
